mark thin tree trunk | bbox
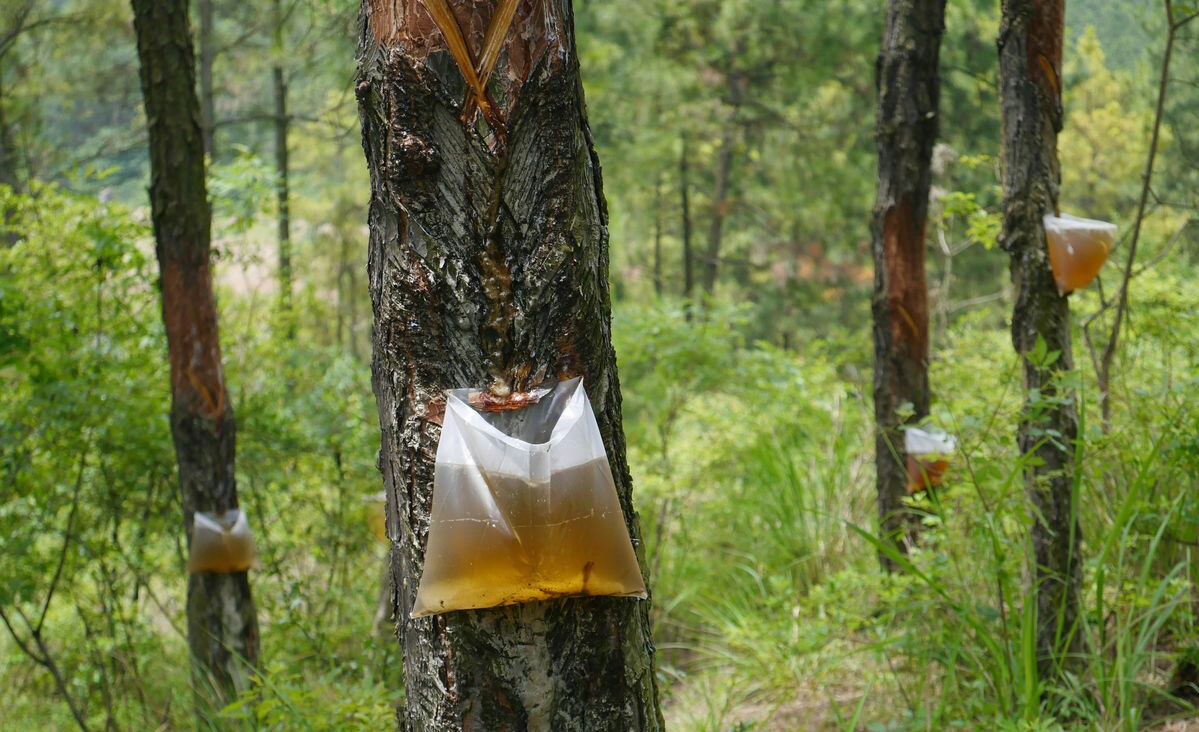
[131,0,259,710]
[998,0,1083,684]
[700,67,742,297]
[870,0,945,571]
[198,0,215,158]
[679,136,694,301]
[0,74,19,193]
[273,0,293,339]
[1096,0,1181,431]
[356,1,663,729]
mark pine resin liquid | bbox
[412,458,646,616]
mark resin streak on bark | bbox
[998,0,1082,681]
[131,0,259,706]
[871,0,945,569]
[356,1,663,729]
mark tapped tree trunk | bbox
[871,0,945,570]
[355,1,663,729]
[998,0,1083,683]
[131,0,259,709]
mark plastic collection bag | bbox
[186,508,257,573]
[411,377,647,618]
[1044,213,1117,295]
[905,427,955,494]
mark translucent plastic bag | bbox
[411,377,647,617]
[905,427,955,494]
[186,509,257,573]
[1044,213,1116,295]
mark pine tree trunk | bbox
[355,1,663,729]
[871,0,945,569]
[998,0,1083,682]
[131,0,260,709]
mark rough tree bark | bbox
[355,1,663,729]
[131,0,260,708]
[998,0,1083,682]
[871,0,945,570]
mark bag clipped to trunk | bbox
[905,427,955,495]
[186,508,257,573]
[411,377,647,618]
[1044,213,1117,295]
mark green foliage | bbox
[5,1,1199,730]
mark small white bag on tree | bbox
[186,508,257,573]
[905,427,956,494]
[411,377,647,618]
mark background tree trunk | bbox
[871,0,945,570]
[700,66,743,298]
[272,0,293,339]
[355,1,663,729]
[679,136,694,301]
[998,0,1083,683]
[131,0,259,709]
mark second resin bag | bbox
[411,377,647,617]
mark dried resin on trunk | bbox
[186,508,257,573]
[411,377,647,617]
[1044,213,1116,295]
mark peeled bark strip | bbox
[131,0,259,706]
[998,0,1082,681]
[870,0,945,569]
[355,1,663,729]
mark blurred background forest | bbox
[3,0,1199,729]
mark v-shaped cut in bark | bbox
[420,0,521,142]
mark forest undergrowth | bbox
[3,185,1197,730]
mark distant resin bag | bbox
[187,509,257,573]
[411,377,647,617]
[905,427,956,494]
[1044,213,1116,295]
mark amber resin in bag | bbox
[905,427,955,495]
[186,508,257,573]
[1044,213,1116,295]
[411,377,647,617]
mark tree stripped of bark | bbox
[355,0,663,729]
[131,0,260,709]
[997,0,1083,684]
[870,0,946,569]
